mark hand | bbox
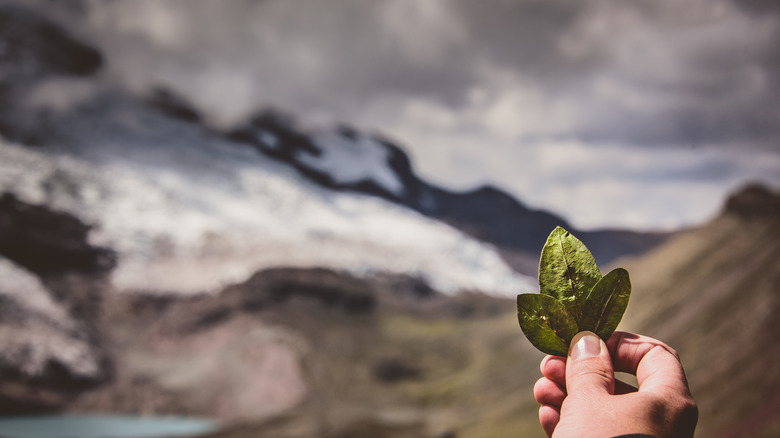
[533,331,698,438]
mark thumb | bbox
[565,331,615,396]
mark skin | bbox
[533,331,698,438]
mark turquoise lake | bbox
[0,415,218,438]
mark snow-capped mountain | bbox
[227,111,672,268]
[0,5,537,296]
[0,92,533,295]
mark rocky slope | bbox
[620,183,780,438]
[2,183,778,438]
[0,258,103,414]
[192,183,780,438]
[61,267,541,438]
[0,194,113,414]
[0,197,544,437]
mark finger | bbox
[545,347,637,394]
[565,331,615,396]
[539,404,560,438]
[540,355,566,386]
[606,331,670,372]
[607,331,690,395]
[534,377,566,407]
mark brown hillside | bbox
[62,269,545,438]
[619,183,780,438]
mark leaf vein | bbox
[557,235,575,297]
[593,284,618,333]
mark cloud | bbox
[9,0,780,228]
[65,0,486,126]
[29,0,774,148]
[480,141,780,230]
[439,0,780,148]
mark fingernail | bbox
[570,332,601,362]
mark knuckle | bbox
[665,346,681,362]
[671,395,699,435]
[533,377,547,392]
[577,366,611,381]
[650,343,681,362]
[645,395,668,419]
[657,394,699,430]
[533,377,553,403]
[677,396,699,423]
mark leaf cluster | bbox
[517,227,631,356]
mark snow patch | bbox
[256,131,280,150]
[298,131,405,196]
[0,257,101,379]
[0,258,74,329]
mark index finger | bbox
[606,331,691,396]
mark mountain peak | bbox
[723,182,780,219]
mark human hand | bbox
[533,331,698,438]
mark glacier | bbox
[0,122,534,296]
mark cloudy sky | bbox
[32,0,780,230]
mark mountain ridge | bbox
[0,183,777,438]
[619,183,780,438]
[224,107,673,272]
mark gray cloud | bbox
[445,0,780,147]
[9,0,780,228]
[70,0,778,148]
[450,0,597,82]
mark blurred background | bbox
[0,1,778,437]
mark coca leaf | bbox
[518,227,632,355]
[579,268,631,341]
[517,293,578,356]
[538,226,602,320]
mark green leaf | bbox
[539,226,602,320]
[579,268,631,340]
[517,227,632,355]
[517,293,579,356]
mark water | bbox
[0,415,218,438]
